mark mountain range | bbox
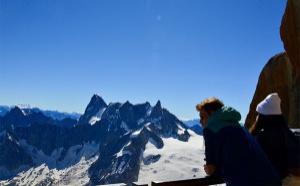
[0,105,81,121]
[0,94,204,185]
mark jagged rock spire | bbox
[78,94,107,125]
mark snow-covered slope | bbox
[0,131,206,186]
[138,130,205,185]
[0,142,100,186]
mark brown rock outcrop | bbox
[245,0,300,129]
[280,0,300,72]
[280,0,300,128]
[244,53,293,128]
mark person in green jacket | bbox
[196,97,281,185]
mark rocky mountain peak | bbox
[155,100,162,109]
[9,106,25,117]
[90,94,107,108]
[78,94,108,125]
[150,100,162,118]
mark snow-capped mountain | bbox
[0,105,81,121]
[189,124,203,135]
[0,95,205,185]
[181,118,200,127]
[78,94,107,125]
[181,119,203,135]
[0,107,77,128]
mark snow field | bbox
[137,130,206,185]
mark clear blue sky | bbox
[0,0,286,122]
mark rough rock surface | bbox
[280,0,300,72]
[245,53,293,128]
[245,0,300,128]
[280,0,300,128]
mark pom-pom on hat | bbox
[256,93,282,115]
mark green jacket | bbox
[205,106,241,133]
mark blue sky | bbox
[0,0,286,122]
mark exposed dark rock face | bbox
[280,0,300,128]
[280,0,300,73]
[0,107,53,128]
[245,53,293,128]
[0,107,78,129]
[89,127,164,185]
[143,154,161,165]
[0,132,33,174]
[54,117,77,128]
[190,124,203,135]
[78,94,107,125]
[246,0,300,128]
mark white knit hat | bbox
[256,93,282,115]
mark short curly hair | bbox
[196,97,224,115]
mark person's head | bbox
[256,93,282,115]
[196,97,224,127]
[250,93,283,136]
